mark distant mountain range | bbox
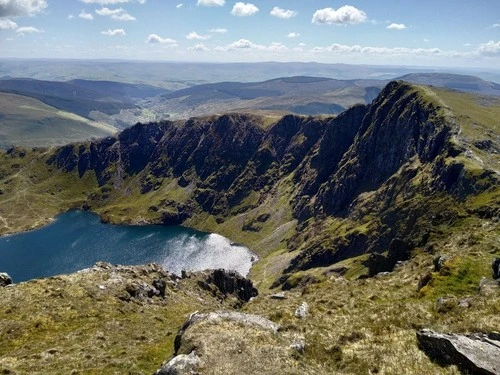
[1,72,499,148]
[400,73,500,96]
[0,78,169,119]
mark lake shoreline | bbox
[0,209,258,283]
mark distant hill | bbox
[148,76,386,118]
[0,78,169,119]
[0,92,117,148]
[399,73,500,96]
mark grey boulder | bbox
[416,329,500,375]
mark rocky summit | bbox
[0,81,499,374]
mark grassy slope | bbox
[0,84,499,374]
[0,92,117,149]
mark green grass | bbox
[0,92,117,149]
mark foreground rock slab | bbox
[155,310,305,375]
[416,329,500,375]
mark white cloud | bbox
[96,7,135,21]
[146,33,177,45]
[423,38,430,43]
[387,23,406,30]
[16,26,42,33]
[464,43,471,47]
[270,7,296,19]
[311,43,446,58]
[81,0,129,4]
[216,38,286,52]
[101,28,126,36]
[0,18,17,29]
[186,31,210,40]
[493,23,500,28]
[68,14,74,19]
[176,3,183,8]
[312,6,367,25]
[477,40,500,56]
[79,10,94,20]
[287,32,299,38]
[0,0,47,17]
[231,2,258,17]
[210,27,227,33]
[197,0,225,7]
[188,43,210,52]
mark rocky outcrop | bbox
[162,310,302,375]
[0,272,12,287]
[174,311,280,355]
[416,329,500,374]
[197,269,258,305]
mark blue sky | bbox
[1,0,500,68]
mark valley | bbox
[0,80,498,374]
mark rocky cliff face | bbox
[41,81,499,283]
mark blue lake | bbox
[0,210,254,283]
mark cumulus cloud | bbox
[270,7,296,19]
[79,10,94,20]
[0,0,47,17]
[492,23,500,28]
[197,0,225,7]
[81,0,129,4]
[176,3,183,8]
[16,25,42,33]
[96,7,135,21]
[68,14,74,19]
[231,2,258,17]
[387,23,406,30]
[188,43,210,52]
[146,33,177,45]
[210,27,227,33]
[186,31,210,40]
[101,28,126,36]
[311,43,446,58]
[312,6,367,25]
[287,32,299,38]
[477,40,500,56]
[216,39,286,52]
[0,18,17,29]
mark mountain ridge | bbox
[0,81,498,374]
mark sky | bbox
[1,0,500,68]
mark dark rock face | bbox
[198,269,258,303]
[0,272,12,287]
[493,258,500,280]
[364,238,413,277]
[42,81,498,284]
[416,329,500,375]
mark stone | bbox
[417,272,432,292]
[152,279,167,298]
[269,292,287,300]
[479,277,499,296]
[493,258,500,280]
[155,352,202,375]
[174,311,280,355]
[290,335,306,354]
[0,273,12,287]
[416,329,500,375]
[295,302,309,319]
[458,297,473,309]
[435,297,457,313]
[433,255,447,272]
